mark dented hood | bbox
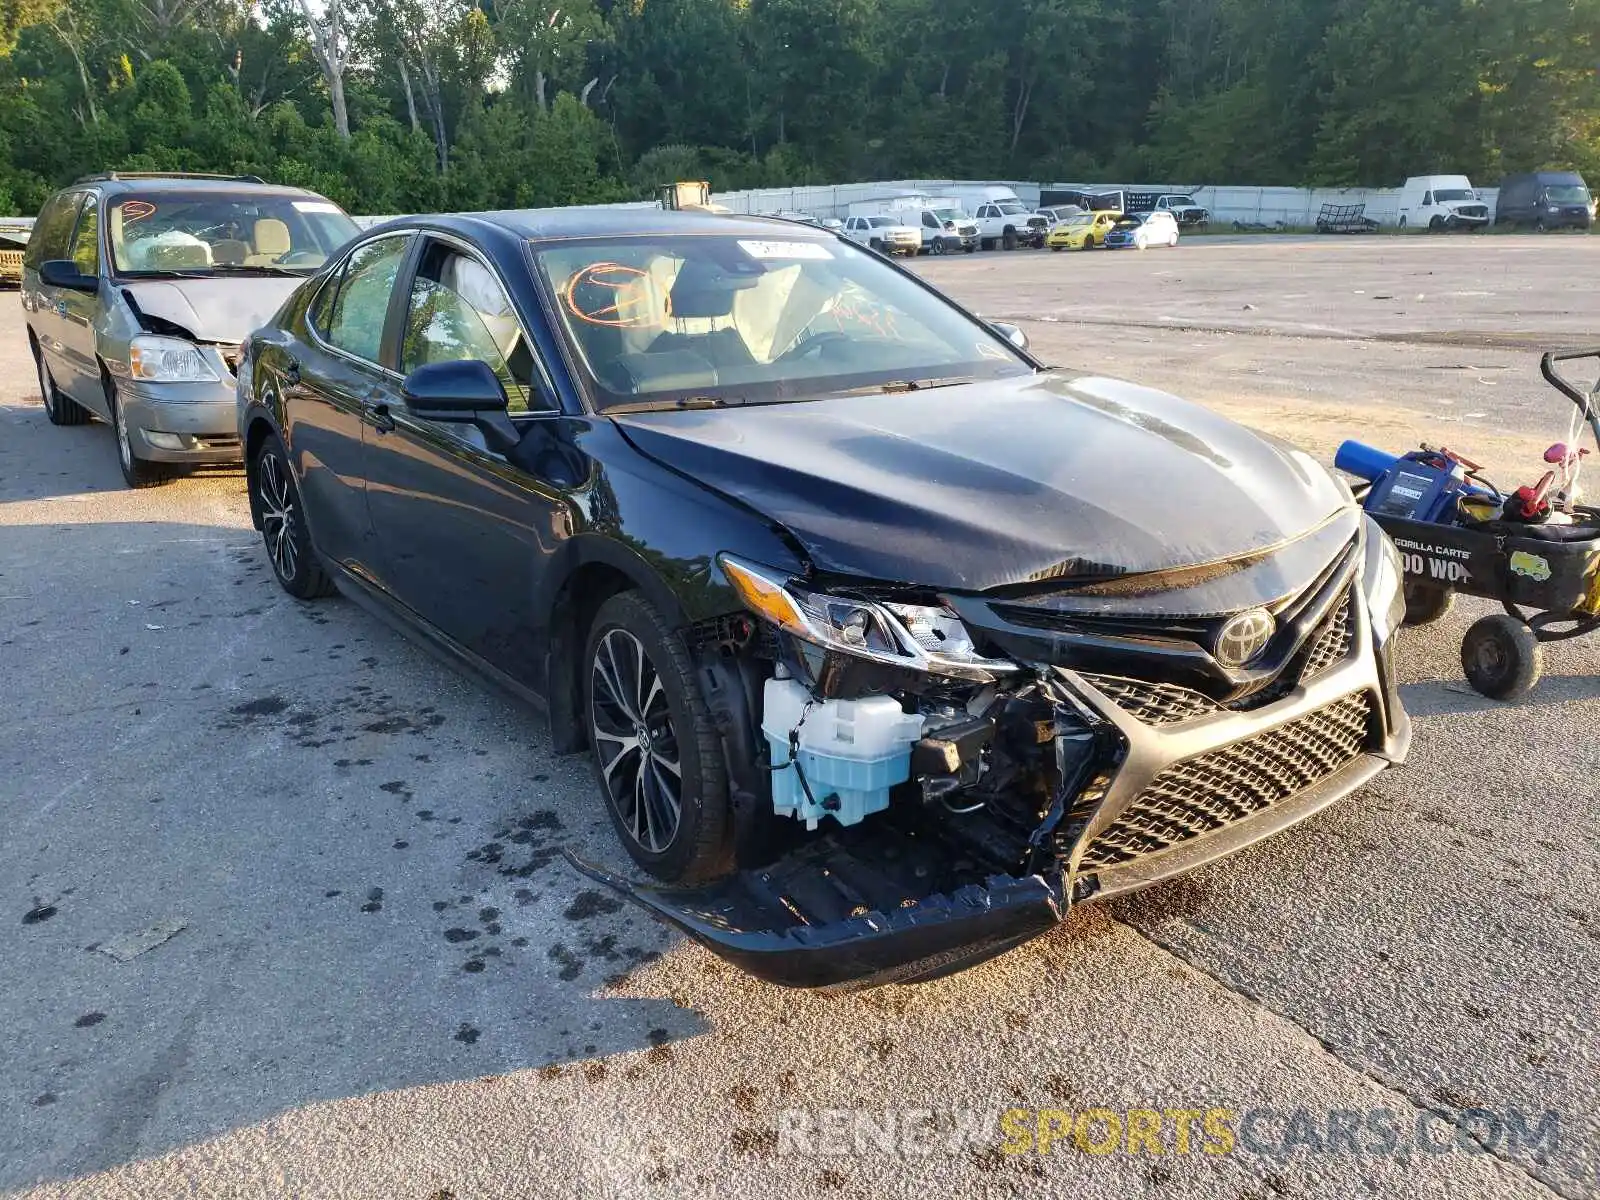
[612,371,1349,592]
[121,277,307,344]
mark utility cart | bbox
[1336,349,1600,699]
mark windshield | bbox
[535,235,1032,411]
[995,201,1028,215]
[867,217,899,227]
[1065,214,1093,227]
[1167,195,1195,205]
[1543,184,1590,204]
[931,207,965,222]
[109,192,359,276]
[1433,189,1475,202]
[1113,215,1144,228]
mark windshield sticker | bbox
[120,200,156,224]
[292,201,342,214]
[562,262,658,328]
[737,240,833,260]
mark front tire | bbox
[254,434,336,599]
[1081,236,1095,250]
[1461,614,1541,700]
[108,379,177,488]
[34,343,89,427]
[1398,216,1408,230]
[1002,227,1018,251]
[584,592,730,884]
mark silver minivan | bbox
[23,172,359,486]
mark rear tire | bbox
[254,433,336,599]
[108,379,177,489]
[1402,582,1455,627]
[584,592,730,884]
[1461,615,1541,700]
[1398,216,1407,230]
[34,342,89,427]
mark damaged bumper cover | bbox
[574,570,1411,990]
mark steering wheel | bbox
[778,330,853,362]
[278,250,324,267]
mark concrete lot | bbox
[1,236,1597,1199]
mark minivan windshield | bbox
[535,234,1032,411]
[109,192,360,276]
[1544,184,1591,204]
[1433,188,1475,202]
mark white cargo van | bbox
[845,196,979,254]
[1395,175,1490,231]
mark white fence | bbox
[703,179,1501,227]
[7,179,1506,236]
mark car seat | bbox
[246,219,292,266]
[647,258,755,371]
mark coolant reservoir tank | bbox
[762,678,924,830]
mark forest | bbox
[1,0,1597,218]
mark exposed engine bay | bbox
[571,509,1412,991]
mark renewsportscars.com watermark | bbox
[775,1106,1562,1161]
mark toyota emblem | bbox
[1215,608,1276,667]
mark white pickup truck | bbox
[969,199,1047,250]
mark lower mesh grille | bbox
[1078,692,1373,870]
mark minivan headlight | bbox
[1362,517,1406,646]
[719,554,1019,682]
[128,335,218,383]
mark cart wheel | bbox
[1461,615,1542,700]
[1402,582,1455,627]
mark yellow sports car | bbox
[1047,209,1122,251]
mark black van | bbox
[1494,170,1593,230]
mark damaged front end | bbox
[569,518,1411,990]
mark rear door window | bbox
[318,235,411,365]
[26,192,83,270]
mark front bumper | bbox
[118,378,243,463]
[577,583,1409,989]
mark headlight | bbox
[128,335,218,383]
[1361,516,1406,646]
[719,555,1019,682]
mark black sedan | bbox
[236,209,1411,989]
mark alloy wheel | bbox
[589,627,682,854]
[258,452,300,583]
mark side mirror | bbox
[991,321,1029,353]
[40,259,98,293]
[400,359,520,455]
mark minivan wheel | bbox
[34,345,89,427]
[254,434,336,599]
[584,592,730,884]
[108,381,176,488]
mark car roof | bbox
[366,208,839,244]
[67,176,338,202]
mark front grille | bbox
[1078,692,1373,870]
[1080,675,1218,725]
[1301,602,1352,680]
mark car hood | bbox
[611,371,1350,592]
[121,277,307,343]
